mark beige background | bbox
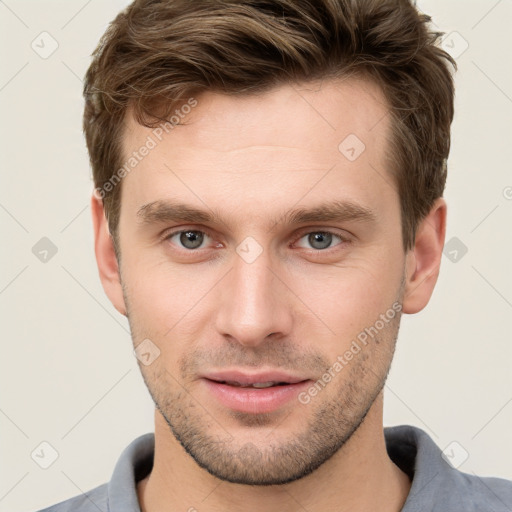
[1,1,511,511]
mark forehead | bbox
[119,77,395,225]
[123,76,390,154]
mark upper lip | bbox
[201,369,310,385]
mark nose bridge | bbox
[215,246,291,346]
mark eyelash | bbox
[162,227,350,253]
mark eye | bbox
[295,231,346,251]
[162,228,348,254]
[165,229,212,250]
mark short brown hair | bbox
[83,0,456,251]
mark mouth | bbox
[201,370,311,414]
[212,380,298,388]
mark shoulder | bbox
[31,483,108,512]
[435,469,512,510]
[385,425,512,511]
[30,433,154,512]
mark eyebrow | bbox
[136,199,377,231]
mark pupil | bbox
[309,232,332,250]
[180,231,203,249]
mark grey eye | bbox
[308,232,332,250]
[296,231,343,250]
[175,230,206,250]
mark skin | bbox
[92,77,446,512]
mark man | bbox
[36,0,512,510]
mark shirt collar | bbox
[105,425,448,512]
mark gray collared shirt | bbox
[34,425,512,511]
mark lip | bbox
[201,369,311,414]
[202,369,308,386]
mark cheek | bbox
[286,254,402,343]
[122,231,404,354]
[123,261,221,340]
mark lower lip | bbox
[203,379,311,414]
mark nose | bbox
[214,248,293,347]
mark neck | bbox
[137,393,411,512]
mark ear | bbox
[91,193,127,316]
[402,198,447,314]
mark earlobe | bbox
[402,198,447,314]
[90,193,127,316]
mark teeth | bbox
[251,382,276,388]
[224,380,279,388]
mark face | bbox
[112,78,410,484]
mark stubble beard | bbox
[135,323,400,485]
[124,273,405,485]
